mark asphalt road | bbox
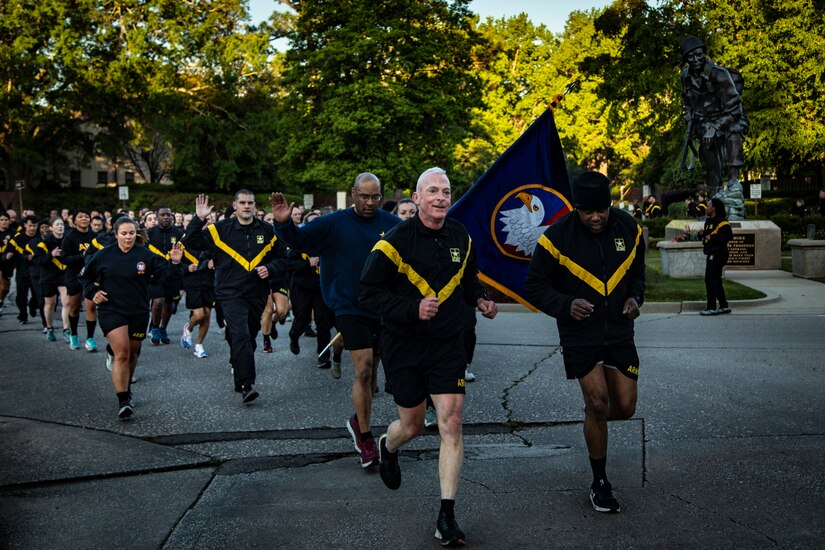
[1,291,824,549]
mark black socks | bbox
[590,456,607,485]
[440,499,455,516]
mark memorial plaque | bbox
[728,233,755,266]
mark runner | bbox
[0,211,15,314]
[183,191,289,404]
[146,207,185,345]
[80,217,183,419]
[359,167,497,546]
[271,173,400,468]
[62,209,98,351]
[5,215,38,324]
[33,217,70,343]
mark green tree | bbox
[77,0,284,191]
[0,0,96,189]
[453,14,559,190]
[276,0,482,193]
[699,0,825,180]
[587,0,825,188]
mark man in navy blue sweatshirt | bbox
[270,173,399,468]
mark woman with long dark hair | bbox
[700,198,733,316]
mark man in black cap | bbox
[526,171,646,513]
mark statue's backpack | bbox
[722,66,749,133]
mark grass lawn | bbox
[645,247,766,302]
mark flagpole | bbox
[318,331,343,358]
[548,79,580,112]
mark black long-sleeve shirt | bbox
[6,231,37,278]
[182,216,288,301]
[358,216,486,339]
[61,228,94,282]
[79,244,183,316]
[32,234,66,286]
[526,208,646,346]
[702,216,733,258]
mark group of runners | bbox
[1,168,647,546]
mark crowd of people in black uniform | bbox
[3,178,822,546]
[0,175,490,546]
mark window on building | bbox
[97,171,108,186]
[70,170,81,189]
[125,171,135,185]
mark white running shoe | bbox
[193,344,208,358]
[105,352,114,372]
[465,367,477,383]
[181,323,192,349]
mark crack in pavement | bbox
[655,485,781,547]
[500,348,560,447]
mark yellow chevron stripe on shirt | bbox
[707,220,730,237]
[37,241,67,270]
[372,238,472,304]
[207,224,275,271]
[537,226,640,297]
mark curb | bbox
[496,290,781,315]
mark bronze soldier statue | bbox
[680,36,748,220]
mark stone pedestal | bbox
[787,239,825,278]
[657,241,705,278]
[672,220,782,270]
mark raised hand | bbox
[269,192,294,224]
[195,194,213,220]
[169,243,184,263]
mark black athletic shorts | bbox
[41,280,63,299]
[185,287,215,310]
[149,283,180,301]
[98,310,150,341]
[0,262,13,279]
[65,277,82,296]
[562,342,640,381]
[382,334,467,408]
[335,314,381,351]
[269,278,289,296]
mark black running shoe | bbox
[118,401,134,420]
[435,511,466,547]
[241,386,259,404]
[304,326,316,337]
[289,337,300,355]
[378,434,401,490]
[590,479,621,513]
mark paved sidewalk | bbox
[1,272,823,549]
[643,269,825,315]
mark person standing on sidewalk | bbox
[183,191,289,404]
[270,173,400,469]
[526,171,646,514]
[700,197,733,316]
[359,167,497,546]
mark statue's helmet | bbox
[681,36,705,60]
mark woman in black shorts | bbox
[33,217,70,342]
[80,217,183,419]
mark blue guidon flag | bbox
[449,108,572,310]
